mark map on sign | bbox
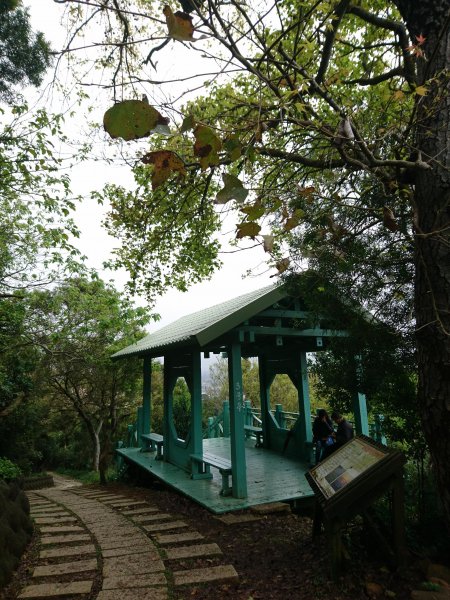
[309,437,386,499]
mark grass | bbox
[54,467,117,484]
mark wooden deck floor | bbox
[117,438,314,513]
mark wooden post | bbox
[392,472,406,567]
[258,355,271,447]
[162,355,174,462]
[207,416,214,438]
[228,341,247,498]
[142,356,151,435]
[325,517,343,580]
[297,352,313,450]
[222,400,230,437]
[136,406,143,443]
[274,403,285,428]
[352,355,369,435]
[244,399,252,436]
[191,351,203,456]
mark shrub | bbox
[0,480,32,590]
[0,457,22,481]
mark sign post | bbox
[306,435,406,578]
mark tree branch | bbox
[316,0,351,85]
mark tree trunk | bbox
[92,429,101,472]
[396,0,450,528]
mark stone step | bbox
[40,533,91,545]
[155,531,204,545]
[173,564,239,586]
[33,558,97,577]
[143,521,188,533]
[106,500,149,508]
[97,589,168,600]
[102,573,167,590]
[38,525,84,534]
[214,513,261,524]
[121,507,159,516]
[34,516,78,525]
[103,555,164,577]
[250,501,291,514]
[102,544,154,558]
[40,544,96,559]
[30,508,66,515]
[165,542,222,560]
[18,580,93,598]
[132,513,173,523]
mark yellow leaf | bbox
[275,258,290,274]
[236,221,261,239]
[163,5,194,41]
[392,90,404,101]
[415,85,428,96]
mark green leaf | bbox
[215,174,248,204]
[240,202,265,220]
[180,114,196,133]
[236,221,261,239]
[103,100,170,141]
[193,125,222,170]
[224,135,242,162]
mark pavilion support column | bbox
[228,341,247,498]
[163,355,174,462]
[190,351,203,456]
[297,352,313,447]
[142,356,152,435]
[352,354,369,435]
[258,355,271,448]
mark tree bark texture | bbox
[396,0,450,528]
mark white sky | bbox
[27,0,275,330]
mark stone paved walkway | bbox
[20,475,238,599]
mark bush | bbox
[0,480,32,590]
[0,457,22,481]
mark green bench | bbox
[190,452,233,496]
[244,424,263,447]
[141,433,164,459]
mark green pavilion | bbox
[113,283,370,513]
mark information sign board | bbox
[308,437,386,499]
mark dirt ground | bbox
[2,476,433,600]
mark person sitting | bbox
[312,409,335,463]
[322,411,354,459]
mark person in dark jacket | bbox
[331,411,354,447]
[322,411,354,459]
[312,409,334,463]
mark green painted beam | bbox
[258,309,311,319]
[237,326,349,337]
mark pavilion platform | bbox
[117,437,315,514]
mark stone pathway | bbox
[20,475,238,599]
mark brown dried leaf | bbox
[141,150,186,189]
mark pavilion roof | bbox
[112,283,287,359]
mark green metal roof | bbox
[112,283,287,359]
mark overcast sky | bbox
[27,1,276,331]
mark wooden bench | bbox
[244,424,263,447]
[190,452,233,496]
[141,433,164,460]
